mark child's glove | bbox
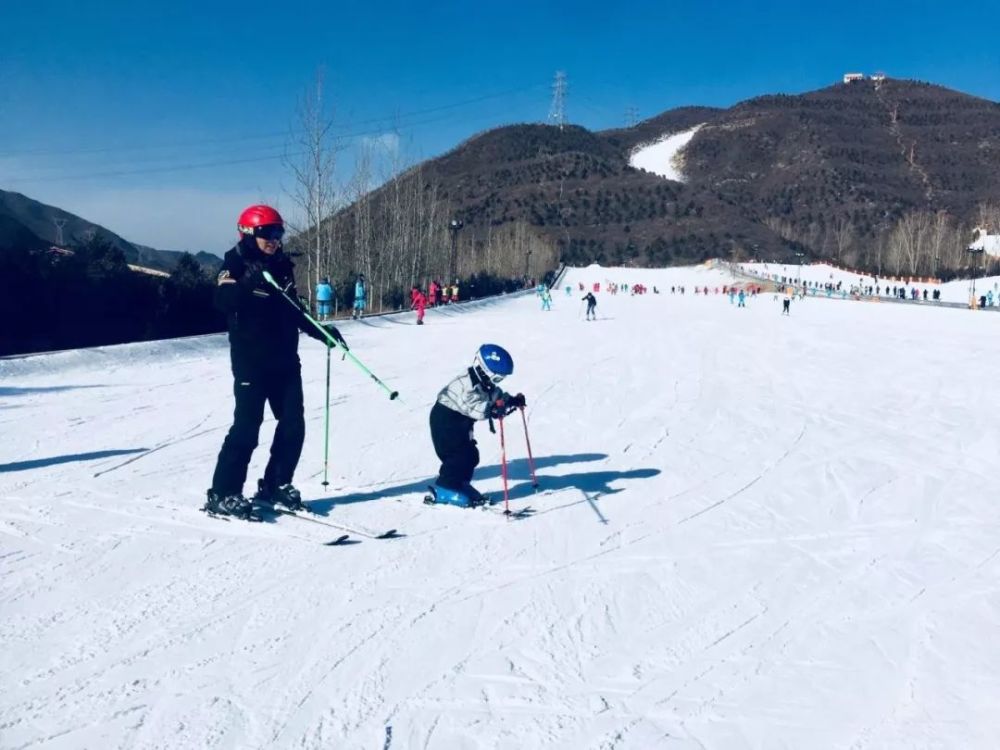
[510,393,526,408]
[489,398,517,420]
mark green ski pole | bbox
[322,342,331,487]
[262,271,400,400]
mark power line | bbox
[0,84,548,159]
[2,103,547,184]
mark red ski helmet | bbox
[237,204,284,238]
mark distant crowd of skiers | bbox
[312,276,467,324]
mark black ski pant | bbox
[211,367,305,496]
[429,402,479,491]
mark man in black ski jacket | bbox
[204,204,347,519]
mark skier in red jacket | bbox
[411,286,427,325]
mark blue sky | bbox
[1,0,997,254]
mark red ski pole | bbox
[498,414,511,515]
[519,407,538,488]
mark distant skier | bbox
[737,289,746,308]
[205,204,348,520]
[541,287,552,311]
[410,285,427,325]
[427,344,525,507]
[782,290,791,315]
[582,291,597,320]
[352,274,366,320]
[315,276,333,321]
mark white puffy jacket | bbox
[435,368,511,421]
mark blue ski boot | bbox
[460,483,490,507]
[424,484,488,508]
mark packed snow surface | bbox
[3,264,1000,749]
[629,125,704,182]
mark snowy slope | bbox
[628,125,704,182]
[3,267,1000,749]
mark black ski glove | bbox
[510,393,526,408]
[325,324,349,351]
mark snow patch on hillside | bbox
[629,124,704,182]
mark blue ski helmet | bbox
[473,344,514,383]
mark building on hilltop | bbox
[970,227,1000,257]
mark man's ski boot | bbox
[254,479,307,512]
[203,489,257,521]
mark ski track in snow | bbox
[2,267,1000,749]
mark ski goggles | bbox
[253,224,285,241]
[475,365,506,385]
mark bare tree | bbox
[286,68,340,306]
[930,211,951,277]
[832,216,854,263]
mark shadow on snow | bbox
[0,448,148,473]
[0,385,109,397]
[306,453,659,514]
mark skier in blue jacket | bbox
[352,274,366,320]
[315,277,333,321]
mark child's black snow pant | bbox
[429,402,479,490]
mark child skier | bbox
[582,291,597,320]
[540,287,552,311]
[427,344,525,507]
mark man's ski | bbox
[202,506,351,545]
[270,506,400,540]
[201,507,262,523]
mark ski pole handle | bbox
[262,271,400,401]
